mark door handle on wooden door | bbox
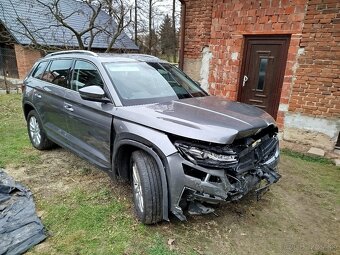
[242,75,249,87]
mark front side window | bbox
[42,59,73,88]
[104,62,207,106]
[32,61,48,79]
[70,60,104,92]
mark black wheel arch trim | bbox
[112,139,170,221]
[23,101,38,120]
[23,103,51,144]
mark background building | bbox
[179,0,340,151]
[0,0,138,80]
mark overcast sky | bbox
[153,0,181,27]
[155,0,181,14]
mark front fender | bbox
[111,119,178,221]
[113,118,177,156]
[112,139,170,221]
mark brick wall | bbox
[14,44,42,79]
[289,0,340,118]
[180,0,340,148]
[208,0,308,126]
[181,0,213,79]
[182,0,308,127]
[182,0,213,59]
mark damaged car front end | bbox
[24,52,282,224]
[167,125,281,220]
[114,94,282,222]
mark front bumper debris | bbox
[167,132,281,221]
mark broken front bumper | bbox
[166,136,281,221]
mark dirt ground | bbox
[5,147,339,255]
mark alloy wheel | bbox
[132,162,144,213]
[29,116,41,147]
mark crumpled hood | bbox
[114,96,276,144]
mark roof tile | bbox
[0,0,138,50]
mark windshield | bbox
[103,62,207,106]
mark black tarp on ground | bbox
[0,169,46,255]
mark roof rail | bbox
[45,50,98,57]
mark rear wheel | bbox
[130,150,162,224]
[27,110,54,150]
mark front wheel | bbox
[130,150,163,224]
[27,110,54,150]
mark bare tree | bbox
[148,0,152,54]
[145,0,164,54]
[0,0,54,51]
[102,0,133,52]
[172,0,176,62]
[0,23,15,45]
[131,0,149,49]
[0,0,133,52]
[134,0,138,44]
[35,0,100,50]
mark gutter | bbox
[178,0,186,70]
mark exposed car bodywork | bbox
[171,126,280,219]
[112,96,281,220]
[22,51,281,223]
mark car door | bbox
[64,59,113,168]
[32,58,73,146]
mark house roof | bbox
[0,0,138,51]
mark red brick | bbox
[14,45,42,79]
[182,0,339,119]
[285,6,295,14]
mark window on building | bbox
[257,58,269,91]
[42,59,73,88]
[70,60,104,92]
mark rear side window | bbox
[32,61,48,79]
[42,59,73,88]
[70,60,104,91]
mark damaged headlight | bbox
[175,142,238,168]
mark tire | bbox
[27,110,54,150]
[130,150,163,224]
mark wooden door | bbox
[238,36,290,118]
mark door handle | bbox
[242,75,249,87]
[64,103,74,112]
[34,93,42,98]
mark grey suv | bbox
[22,50,280,224]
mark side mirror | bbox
[79,86,111,103]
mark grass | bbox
[1,93,339,255]
[37,185,181,254]
[281,148,335,165]
[281,148,339,203]
[40,187,151,254]
[0,94,41,167]
[0,93,178,254]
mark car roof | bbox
[43,50,168,64]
